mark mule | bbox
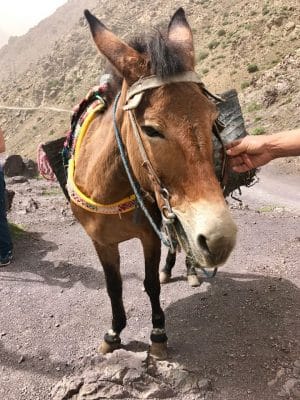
[71,8,237,359]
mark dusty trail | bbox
[240,164,300,214]
[0,170,299,399]
[0,105,71,113]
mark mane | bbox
[130,30,186,78]
[103,30,187,101]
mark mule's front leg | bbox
[93,242,126,354]
[142,237,168,360]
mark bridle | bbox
[113,71,226,275]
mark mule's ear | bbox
[84,10,146,83]
[168,8,195,69]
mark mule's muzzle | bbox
[173,202,237,268]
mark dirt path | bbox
[0,173,299,399]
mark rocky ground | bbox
[0,165,299,400]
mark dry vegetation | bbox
[0,0,299,159]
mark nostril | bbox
[197,234,211,257]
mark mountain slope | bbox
[0,0,299,158]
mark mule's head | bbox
[84,8,237,267]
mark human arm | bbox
[226,129,300,173]
[0,128,6,153]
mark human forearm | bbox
[267,129,300,159]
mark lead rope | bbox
[113,91,173,249]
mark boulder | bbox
[51,350,211,400]
[3,155,38,178]
[4,155,24,177]
[23,158,38,178]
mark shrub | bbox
[217,29,226,37]
[246,102,262,112]
[247,63,259,73]
[208,40,220,50]
[262,6,269,15]
[197,51,209,61]
[9,223,25,239]
[252,127,266,135]
[241,81,250,89]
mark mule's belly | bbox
[71,201,159,246]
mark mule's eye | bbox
[141,125,164,139]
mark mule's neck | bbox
[73,96,134,204]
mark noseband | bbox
[113,71,225,276]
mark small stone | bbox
[0,332,7,337]
[292,382,300,399]
[55,323,60,328]
[284,378,298,394]
[285,21,296,32]
[198,378,212,391]
[18,356,25,364]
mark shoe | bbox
[0,250,13,266]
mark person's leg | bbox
[0,170,13,265]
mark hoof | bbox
[98,340,120,355]
[159,271,171,284]
[187,274,201,287]
[149,341,168,360]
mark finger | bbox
[225,139,242,150]
[242,153,255,170]
[232,164,251,173]
[226,140,246,156]
[228,155,244,168]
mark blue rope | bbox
[113,92,171,248]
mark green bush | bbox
[246,102,262,112]
[241,81,250,89]
[9,223,26,240]
[197,51,209,61]
[208,40,220,50]
[247,63,259,73]
[217,29,226,37]
[252,127,266,135]
[262,6,269,15]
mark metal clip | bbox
[160,188,176,222]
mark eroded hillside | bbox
[0,0,299,158]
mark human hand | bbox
[226,135,273,173]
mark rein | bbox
[113,71,225,277]
[113,92,173,249]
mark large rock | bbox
[4,155,24,177]
[51,350,211,400]
[3,155,38,178]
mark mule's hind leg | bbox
[93,241,126,354]
[186,257,201,287]
[142,237,168,360]
[159,250,176,284]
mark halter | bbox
[114,71,225,277]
